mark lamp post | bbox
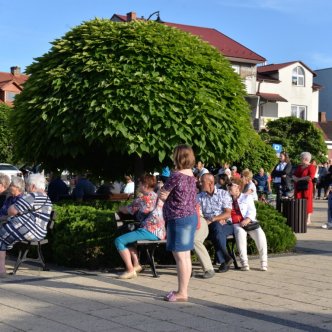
[146,11,164,23]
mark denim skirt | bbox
[166,214,198,252]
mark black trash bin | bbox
[281,198,307,233]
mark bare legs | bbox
[172,250,191,299]
[118,247,141,272]
[0,251,6,274]
[307,213,312,225]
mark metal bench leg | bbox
[144,245,160,278]
[227,238,239,269]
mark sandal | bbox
[164,291,188,302]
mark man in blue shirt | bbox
[198,173,234,272]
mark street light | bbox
[146,11,164,23]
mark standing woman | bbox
[293,152,316,224]
[160,145,197,302]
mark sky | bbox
[1,0,332,73]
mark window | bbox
[231,65,240,74]
[292,66,305,86]
[291,105,307,119]
[6,91,17,102]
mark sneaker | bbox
[202,269,215,279]
[322,223,332,229]
[260,266,268,271]
[241,265,250,271]
[117,270,137,279]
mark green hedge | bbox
[46,200,296,269]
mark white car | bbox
[0,163,23,180]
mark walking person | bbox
[160,144,197,302]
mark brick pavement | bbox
[0,200,331,332]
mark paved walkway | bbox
[1,200,331,332]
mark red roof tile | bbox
[256,92,287,102]
[257,61,316,76]
[0,71,29,86]
[314,122,332,140]
[112,14,266,63]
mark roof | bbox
[257,61,316,76]
[314,122,332,140]
[257,92,287,102]
[0,71,29,87]
[257,73,280,83]
[112,14,266,63]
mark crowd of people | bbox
[112,146,332,302]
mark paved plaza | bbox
[0,200,331,332]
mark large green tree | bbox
[12,19,263,177]
[259,117,327,164]
[0,103,14,163]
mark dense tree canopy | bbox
[233,130,277,174]
[12,19,264,177]
[259,117,327,164]
[0,103,14,163]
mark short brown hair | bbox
[229,177,245,191]
[173,144,195,170]
[140,174,157,189]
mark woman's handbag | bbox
[242,221,260,232]
[297,180,309,191]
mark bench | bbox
[114,212,166,278]
[114,213,238,277]
[11,210,56,275]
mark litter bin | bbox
[281,198,307,233]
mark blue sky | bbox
[1,0,331,73]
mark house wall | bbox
[314,68,332,120]
[257,62,318,122]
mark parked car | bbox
[0,163,24,180]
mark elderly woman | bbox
[228,178,268,271]
[0,176,25,218]
[115,174,165,279]
[242,169,258,201]
[293,152,316,224]
[0,173,52,277]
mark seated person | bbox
[253,168,270,195]
[121,175,135,195]
[242,169,258,201]
[0,173,52,276]
[72,174,96,200]
[0,176,25,218]
[47,171,69,202]
[216,173,231,190]
[114,174,165,279]
[228,178,268,271]
[198,173,233,273]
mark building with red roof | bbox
[0,66,29,106]
[255,61,321,130]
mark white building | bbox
[254,61,321,130]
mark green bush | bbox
[46,200,296,269]
[249,201,297,254]
[51,203,122,269]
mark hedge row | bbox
[43,200,296,269]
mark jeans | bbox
[208,222,234,264]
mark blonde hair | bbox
[173,144,195,170]
[241,169,253,180]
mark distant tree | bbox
[0,103,14,163]
[233,131,277,174]
[12,19,260,178]
[259,117,327,164]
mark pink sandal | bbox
[164,291,188,302]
